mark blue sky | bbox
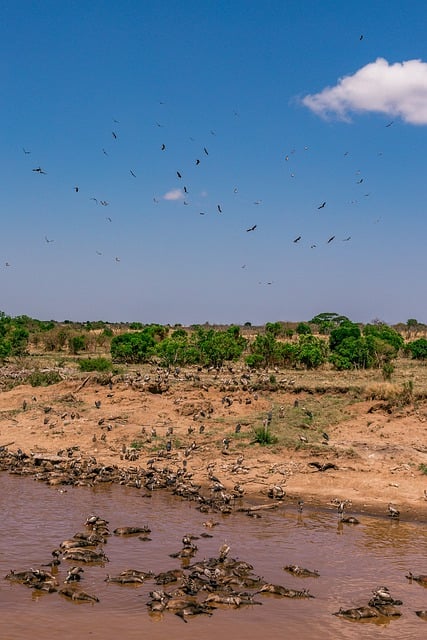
[1,0,427,325]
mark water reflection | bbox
[0,472,427,640]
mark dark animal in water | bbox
[113,526,151,536]
[258,583,314,598]
[284,565,319,578]
[59,587,99,603]
[406,572,427,585]
[334,606,379,620]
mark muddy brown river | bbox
[1,473,426,639]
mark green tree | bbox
[296,322,312,335]
[363,323,403,354]
[295,335,328,369]
[265,321,282,337]
[246,332,280,368]
[111,329,157,363]
[407,338,427,360]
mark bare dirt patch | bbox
[1,362,427,521]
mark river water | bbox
[1,473,426,640]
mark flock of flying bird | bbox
[8,79,394,283]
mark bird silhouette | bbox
[22,148,31,154]
[204,147,209,155]
[32,167,47,174]
[356,178,364,184]
[176,171,182,179]
[342,236,352,241]
[359,34,364,40]
[317,201,326,209]
[112,131,118,139]
[44,236,54,243]
[130,170,136,178]
[195,158,200,165]
[161,144,166,151]
[246,225,257,232]
[385,121,394,127]
[217,204,222,213]
[327,235,335,243]
[74,186,79,192]
[293,236,301,243]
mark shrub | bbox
[111,328,157,363]
[78,357,112,372]
[296,322,312,335]
[251,426,278,445]
[295,335,328,369]
[69,335,87,354]
[27,370,62,386]
[407,338,427,360]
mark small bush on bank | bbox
[27,370,62,387]
[78,357,112,372]
[251,426,278,445]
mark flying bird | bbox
[327,235,335,243]
[44,236,54,243]
[359,34,364,40]
[90,197,98,204]
[112,131,118,139]
[22,148,31,154]
[102,148,108,156]
[100,200,109,206]
[195,158,200,165]
[130,170,136,178]
[176,171,182,178]
[32,166,47,174]
[74,186,79,192]
[356,178,364,184]
[317,201,326,209]
[217,204,222,213]
[106,217,112,223]
[293,236,301,243]
[246,225,257,232]
[204,147,209,155]
[385,121,394,127]
[161,144,166,151]
[96,251,102,256]
[342,236,352,241]
[114,257,120,263]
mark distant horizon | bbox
[1,308,423,329]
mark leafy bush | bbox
[407,338,427,360]
[296,322,312,335]
[363,323,404,354]
[69,335,87,354]
[0,312,29,359]
[296,334,328,369]
[27,370,62,386]
[111,329,157,363]
[78,357,112,372]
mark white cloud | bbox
[163,189,184,201]
[302,58,427,124]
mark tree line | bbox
[2,311,427,372]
